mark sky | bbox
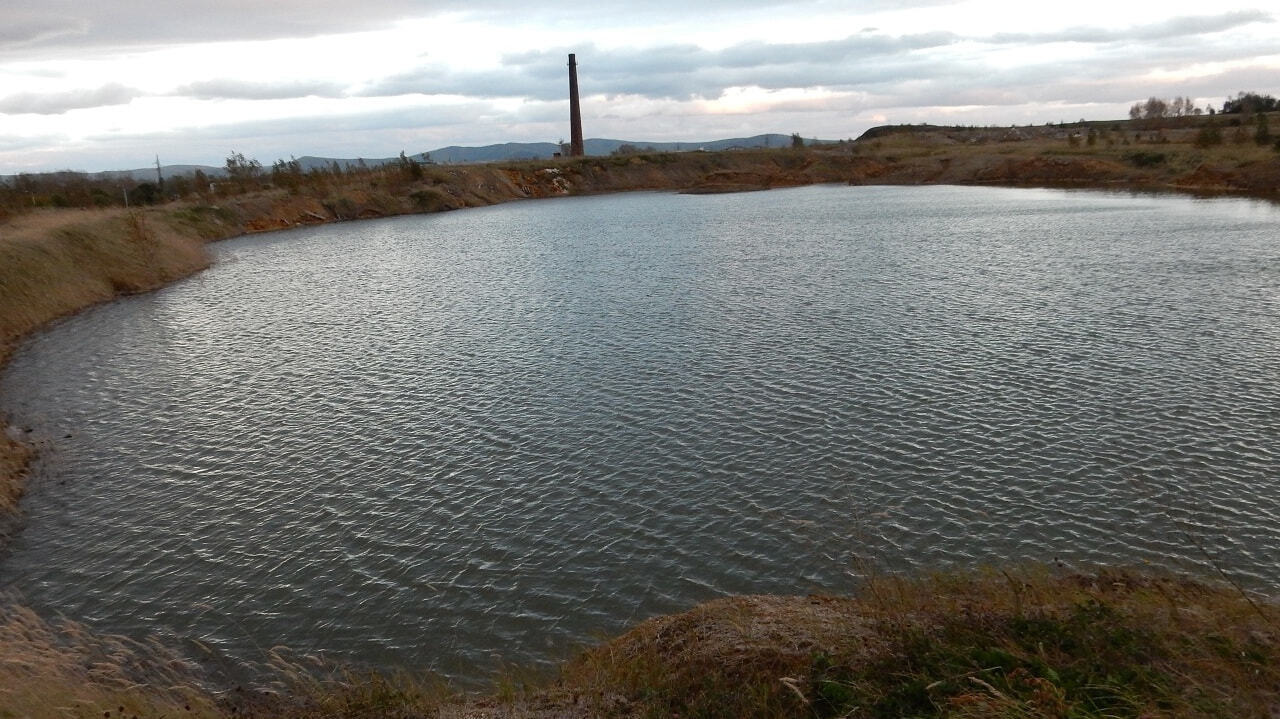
[1,0,1278,173]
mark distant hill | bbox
[2,134,820,182]
[427,134,803,163]
[301,134,804,167]
[424,143,559,164]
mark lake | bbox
[2,184,1279,679]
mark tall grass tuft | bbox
[0,599,223,718]
[560,566,1280,718]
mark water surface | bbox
[3,185,1279,678]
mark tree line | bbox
[0,150,434,218]
[1129,91,1277,120]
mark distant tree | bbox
[1222,91,1278,115]
[1129,103,1142,120]
[131,181,161,205]
[1142,97,1169,120]
[225,151,262,181]
[397,150,424,180]
[272,156,303,191]
[790,133,804,148]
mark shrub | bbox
[1194,124,1223,148]
[1124,151,1166,167]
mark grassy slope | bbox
[2,567,1275,718]
[560,567,1280,718]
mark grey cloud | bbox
[713,32,958,67]
[989,9,1271,44]
[59,101,523,169]
[175,79,347,101]
[0,1,907,55]
[366,32,961,102]
[861,42,1280,112]
[96,103,501,145]
[0,16,87,47]
[457,0,956,26]
[0,83,141,115]
[360,64,550,99]
[0,0,434,55]
[2,1,970,56]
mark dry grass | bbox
[0,600,222,719]
[0,209,210,349]
[560,567,1280,718]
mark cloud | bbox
[4,1,1278,173]
[988,9,1272,45]
[0,83,141,115]
[362,32,962,102]
[359,64,554,100]
[0,1,431,53]
[0,0,977,57]
[0,16,88,48]
[174,79,347,101]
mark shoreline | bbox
[2,564,1276,717]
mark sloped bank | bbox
[2,566,1276,718]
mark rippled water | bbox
[3,185,1279,679]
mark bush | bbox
[1194,124,1223,148]
[1124,151,1166,167]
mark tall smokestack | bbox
[568,53,584,157]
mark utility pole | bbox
[155,155,163,195]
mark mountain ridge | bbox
[4,134,815,182]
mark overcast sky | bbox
[2,0,1277,172]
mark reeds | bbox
[0,600,222,718]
